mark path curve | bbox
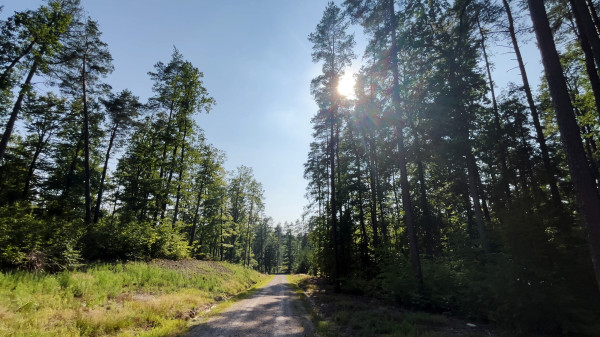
[186,274,314,337]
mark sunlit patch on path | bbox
[186,275,314,337]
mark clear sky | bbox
[2,0,543,226]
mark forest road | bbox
[185,274,314,337]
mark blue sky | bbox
[2,1,543,226]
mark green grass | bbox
[0,259,265,337]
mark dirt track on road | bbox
[186,274,314,337]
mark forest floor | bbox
[287,274,502,337]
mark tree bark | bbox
[172,119,188,224]
[0,60,38,164]
[528,0,600,293]
[389,0,422,285]
[503,0,562,207]
[82,51,92,226]
[477,15,512,202]
[22,140,45,199]
[93,123,118,223]
[0,41,35,89]
[571,0,600,121]
[329,105,340,292]
[366,134,380,250]
[571,0,600,69]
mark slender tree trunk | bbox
[417,158,435,257]
[587,0,600,34]
[82,52,92,226]
[355,141,370,270]
[245,201,254,267]
[94,123,118,223]
[154,102,176,221]
[528,0,600,293]
[22,141,45,199]
[571,0,600,121]
[0,41,35,89]
[477,15,511,202]
[503,0,562,207]
[329,105,340,292]
[366,135,380,250]
[64,132,84,196]
[469,158,489,253]
[173,119,188,224]
[220,206,224,261]
[160,142,179,220]
[189,177,206,246]
[389,0,422,285]
[0,60,38,164]
[571,0,600,68]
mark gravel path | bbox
[186,275,314,337]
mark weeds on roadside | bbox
[0,260,264,336]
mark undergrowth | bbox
[0,259,265,336]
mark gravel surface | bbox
[186,275,314,337]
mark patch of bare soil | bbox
[149,259,234,275]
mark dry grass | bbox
[0,260,265,337]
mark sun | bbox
[337,72,356,98]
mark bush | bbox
[88,217,190,261]
[0,204,83,271]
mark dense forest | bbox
[4,0,600,335]
[0,0,309,275]
[303,0,600,335]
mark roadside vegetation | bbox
[289,274,497,337]
[0,259,264,337]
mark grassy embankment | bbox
[0,259,266,337]
[288,274,494,337]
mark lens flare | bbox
[337,72,355,98]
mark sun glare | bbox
[337,72,355,98]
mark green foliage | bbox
[0,203,83,271]
[87,218,190,261]
[0,260,265,336]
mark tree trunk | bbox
[173,119,188,224]
[417,158,436,257]
[503,0,562,207]
[189,176,206,247]
[0,41,35,89]
[587,0,600,34]
[477,15,511,202]
[220,206,224,261]
[389,0,422,285]
[22,140,45,199]
[571,0,600,68]
[329,105,340,292]
[245,201,254,267]
[465,150,490,254]
[93,123,118,223]
[528,0,600,293]
[355,140,370,270]
[0,60,38,164]
[82,52,92,226]
[571,0,600,121]
[366,134,380,250]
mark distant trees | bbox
[0,1,296,273]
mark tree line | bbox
[304,0,600,334]
[0,0,310,275]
